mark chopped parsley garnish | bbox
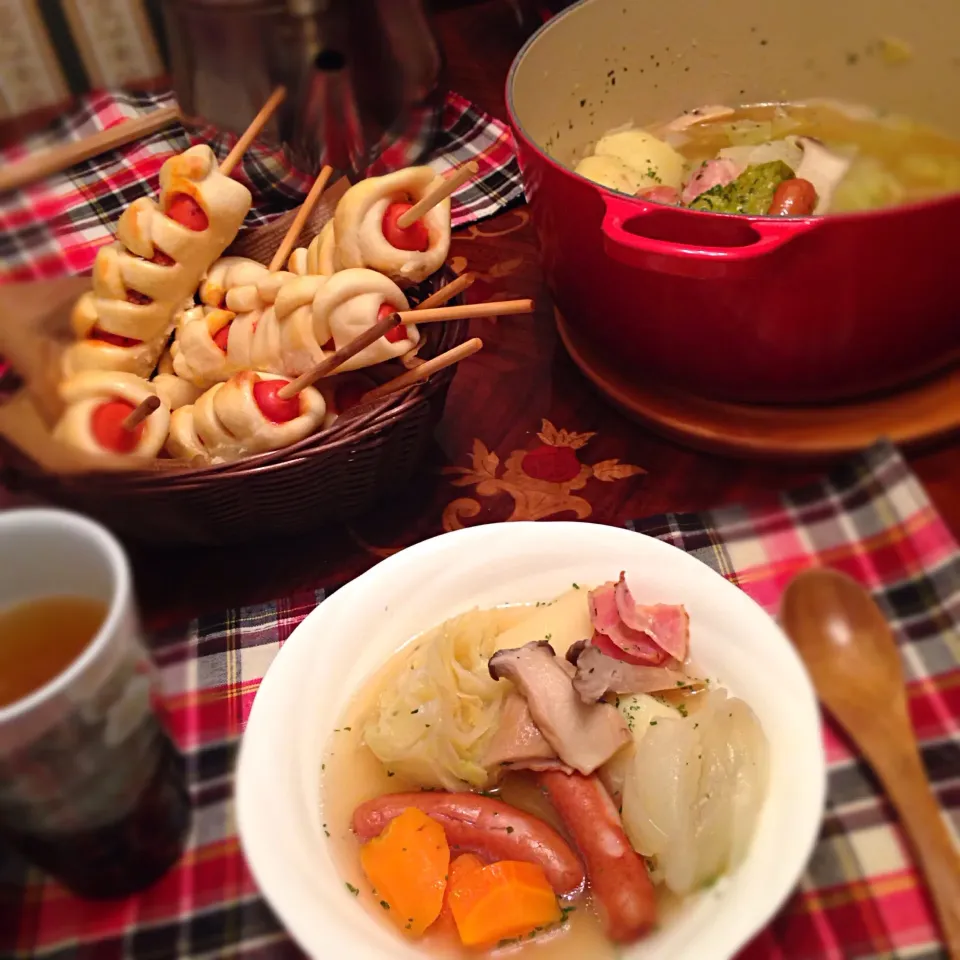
[345,882,359,896]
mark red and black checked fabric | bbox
[0,440,956,958]
[0,89,523,284]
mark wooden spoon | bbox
[782,568,960,958]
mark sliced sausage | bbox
[768,178,817,216]
[539,770,657,943]
[352,791,585,897]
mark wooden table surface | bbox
[133,0,960,628]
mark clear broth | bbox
[657,100,960,211]
[321,604,682,958]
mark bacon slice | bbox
[587,573,689,666]
[614,572,689,662]
[681,157,742,205]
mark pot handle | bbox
[601,193,821,279]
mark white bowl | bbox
[236,522,826,960]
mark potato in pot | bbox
[576,129,686,194]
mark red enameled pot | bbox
[506,0,960,404]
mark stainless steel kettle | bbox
[161,0,443,179]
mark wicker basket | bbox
[0,199,469,544]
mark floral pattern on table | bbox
[442,419,645,529]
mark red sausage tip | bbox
[381,202,430,253]
[91,400,143,454]
[378,302,408,343]
[252,379,300,424]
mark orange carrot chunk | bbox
[433,853,485,936]
[449,860,562,948]
[359,806,450,938]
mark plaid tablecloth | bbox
[0,89,524,283]
[1,440,956,959]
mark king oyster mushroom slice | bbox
[567,641,706,704]
[488,641,630,775]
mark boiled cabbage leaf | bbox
[830,155,904,211]
[362,609,517,791]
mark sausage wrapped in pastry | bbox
[171,270,295,387]
[166,371,325,464]
[53,371,170,458]
[305,268,417,374]
[63,145,252,379]
[61,292,189,379]
[334,167,451,286]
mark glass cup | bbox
[0,508,190,899]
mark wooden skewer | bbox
[396,161,479,228]
[398,298,534,325]
[267,165,335,271]
[415,272,475,310]
[399,272,477,371]
[219,87,287,176]
[276,311,402,399]
[277,273,488,399]
[361,339,484,402]
[0,106,181,194]
[121,396,161,431]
